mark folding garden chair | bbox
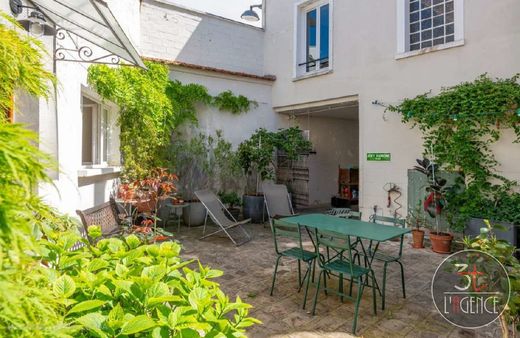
[270,219,317,309]
[262,182,296,221]
[368,215,406,310]
[195,190,251,246]
[311,228,377,335]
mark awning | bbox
[29,0,145,68]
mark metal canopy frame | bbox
[27,0,145,68]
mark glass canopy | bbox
[29,0,145,68]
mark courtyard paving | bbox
[170,222,502,338]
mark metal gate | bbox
[276,153,310,208]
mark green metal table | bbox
[281,213,410,296]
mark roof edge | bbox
[143,57,276,82]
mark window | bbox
[295,0,332,77]
[81,94,119,166]
[397,0,463,56]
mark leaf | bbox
[76,312,107,338]
[125,234,141,249]
[120,315,156,335]
[107,303,125,330]
[88,258,110,272]
[188,287,210,312]
[67,300,106,315]
[115,263,129,277]
[53,275,76,298]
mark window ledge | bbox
[395,39,465,60]
[78,166,122,178]
[293,68,333,82]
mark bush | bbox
[39,229,259,337]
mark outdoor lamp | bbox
[241,4,262,22]
[10,0,55,37]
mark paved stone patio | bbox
[170,222,501,338]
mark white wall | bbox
[294,116,359,205]
[140,0,265,75]
[264,0,520,219]
[169,67,282,147]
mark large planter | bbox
[242,194,266,223]
[182,201,207,227]
[465,218,518,247]
[430,232,453,254]
[411,229,425,249]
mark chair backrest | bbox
[349,211,362,220]
[326,208,362,220]
[271,219,304,255]
[195,190,233,227]
[314,228,355,274]
[371,214,406,228]
[76,199,121,241]
[262,183,294,219]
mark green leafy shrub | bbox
[213,90,258,114]
[40,230,259,337]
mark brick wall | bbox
[140,0,265,75]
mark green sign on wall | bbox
[367,153,391,161]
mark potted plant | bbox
[237,127,312,223]
[219,191,242,220]
[414,158,453,253]
[407,205,426,249]
[169,133,214,226]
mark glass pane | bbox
[410,32,420,44]
[421,8,432,19]
[446,34,455,42]
[421,29,432,40]
[433,4,444,16]
[422,40,432,48]
[433,0,444,5]
[446,1,454,12]
[433,37,445,46]
[82,105,93,165]
[421,18,432,30]
[410,11,420,23]
[433,15,444,27]
[102,108,108,162]
[446,12,454,23]
[319,4,329,68]
[421,0,432,8]
[446,23,454,34]
[410,22,420,33]
[433,26,444,38]
[410,1,420,12]
[410,43,421,51]
[306,9,317,71]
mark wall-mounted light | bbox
[241,4,262,22]
[10,0,55,37]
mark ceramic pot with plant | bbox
[414,158,453,253]
[407,207,425,249]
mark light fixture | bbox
[10,0,55,37]
[241,4,262,22]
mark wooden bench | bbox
[76,199,123,243]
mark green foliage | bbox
[0,12,55,119]
[40,231,260,337]
[218,191,242,208]
[389,75,520,228]
[88,63,257,180]
[237,127,312,192]
[463,220,520,333]
[168,131,245,199]
[213,90,258,114]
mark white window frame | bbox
[81,86,120,168]
[294,0,333,79]
[396,0,464,59]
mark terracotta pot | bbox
[430,231,453,254]
[411,229,425,249]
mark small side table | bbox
[166,203,190,233]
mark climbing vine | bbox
[388,74,520,227]
[87,62,257,179]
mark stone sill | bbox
[293,68,333,82]
[395,40,465,60]
[78,166,122,178]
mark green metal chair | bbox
[311,228,377,335]
[270,219,317,309]
[368,215,406,310]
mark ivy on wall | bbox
[87,62,257,179]
[388,74,520,227]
